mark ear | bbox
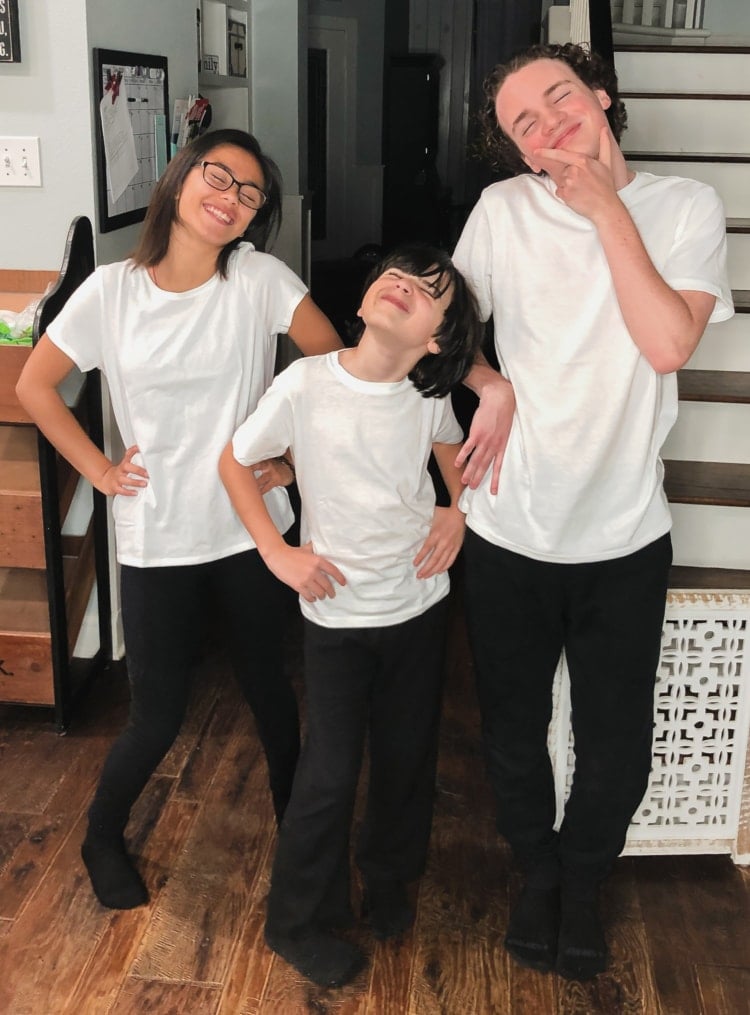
[595,88,612,111]
[426,338,441,355]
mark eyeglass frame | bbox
[196,160,268,210]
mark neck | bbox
[339,328,425,383]
[151,227,224,292]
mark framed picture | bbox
[0,0,21,63]
[93,49,169,233]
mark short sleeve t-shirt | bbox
[47,243,306,566]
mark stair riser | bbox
[664,402,750,464]
[670,503,750,568]
[623,97,750,154]
[687,315,750,370]
[615,51,750,93]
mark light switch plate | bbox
[0,137,42,187]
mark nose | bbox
[541,107,564,136]
[394,276,412,293]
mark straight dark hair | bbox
[353,244,482,399]
[131,129,283,277]
[478,42,628,175]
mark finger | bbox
[413,540,434,568]
[598,125,612,170]
[462,450,491,490]
[320,560,346,586]
[454,441,475,468]
[415,545,435,574]
[490,451,503,496]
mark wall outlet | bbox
[0,137,42,187]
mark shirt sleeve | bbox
[431,394,464,445]
[452,196,495,323]
[237,248,308,337]
[231,363,298,466]
[662,183,734,324]
[45,268,106,372]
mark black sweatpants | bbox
[463,529,672,881]
[87,549,300,837]
[265,598,449,939]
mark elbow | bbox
[645,333,700,375]
[15,372,33,414]
[650,352,689,375]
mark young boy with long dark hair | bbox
[220,244,482,987]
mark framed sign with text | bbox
[0,0,21,63]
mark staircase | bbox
[615,45,750,580]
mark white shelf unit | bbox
[198,1,250,132]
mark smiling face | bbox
[358,266,454,354]
[495,58,611,178]
[175,143,266,249]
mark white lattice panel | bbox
[549,591,750,862]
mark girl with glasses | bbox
[16,128,342,911]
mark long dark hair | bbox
[131,129,283,277]
[352,245,482,399]
[477,42,628,175]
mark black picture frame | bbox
[93,48,169,233]
[0,0,21,63]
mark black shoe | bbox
[556,883,608,981]
[81,834,149,910]
[362,879,414,941]
[504,880,560,973]
[264,928,366,988]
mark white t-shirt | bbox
[453,171,733,563]
[47,243,306,566]
[231,351,464,628]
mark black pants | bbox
[87,550,300,837]
[266,599,448,939]
[463,530,672,881]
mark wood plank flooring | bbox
[0,593,748,1014]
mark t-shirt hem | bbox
[466,519,673,564]
[300,584,450,628]
[115,536,289,568]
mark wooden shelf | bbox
[198,72,247,89]
[663,460,750,507]
[0,217,110,728]
[677,369,750,403]
[0,529,96,706]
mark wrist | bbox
[277,454,295,477]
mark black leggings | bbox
[87,550,299,837]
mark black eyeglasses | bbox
[197,161,267,210]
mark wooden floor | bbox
[1,595,749,1015]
